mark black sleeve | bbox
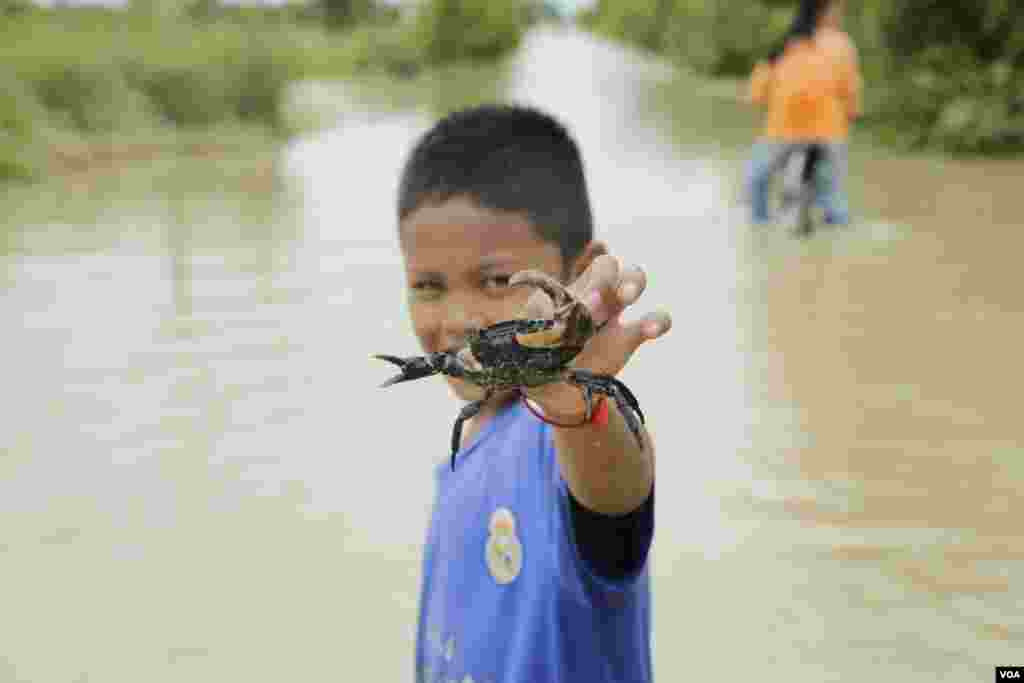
[568,483,655,581]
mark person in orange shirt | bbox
[745,0,862,226]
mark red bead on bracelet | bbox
[590,395,610,427]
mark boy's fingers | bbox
[588,262,646,323]
[616,264,647,306]
[585,308,668,353]
[624,310,672,349]
[575,254,620,296]
[578,255,622,322]
[579,310,669,373]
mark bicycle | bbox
[777,144,824,238]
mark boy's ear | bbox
[566,240,608,282]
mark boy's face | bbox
[399,195,573,402]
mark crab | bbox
[374,270,645,470]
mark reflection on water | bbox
[3,26,1022,683]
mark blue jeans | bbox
[746,141,850,225]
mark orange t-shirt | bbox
[748,28,862,141]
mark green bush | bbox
[0,1,530,186]
[881,0,1024,66]
[866,52,1024,154]
[583,0,1024,155]
[340,23,427,78]
[1,0,31,16]
[125,63,229,128]
[587,0,789,76]
[319,0,375,30]
[32,62,156,133]
[587,0,666,52]
[0,71,48,182]
[676,1,789,76]
[229,50,293,131]
[864,0,1024,154]
[1,12,343,136]
[125,50,290,131]
[413,0,528,65]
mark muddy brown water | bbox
[2,26,1021,682]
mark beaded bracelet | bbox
[520,392,609,429]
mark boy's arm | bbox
[847,54,863,120]
[841,40,863,120]
[747,61,772,106]
[524,254,669,517]
[530,380,655,516]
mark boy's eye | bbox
[483,274,512,293]
[411,280,444,300]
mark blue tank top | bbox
[415,400,653,683]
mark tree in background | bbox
[413,0,527,64]
[872,0,1024,152]
[321,0,375,29]
[582,0,1024,154]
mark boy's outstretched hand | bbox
[521,254,672,416]
[520,253,669,515]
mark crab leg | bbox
[450,390,492,470]
[567,369,646,450]
[509,270,575,311]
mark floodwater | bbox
[2,26,1022,682]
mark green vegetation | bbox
[581,0,1024,155]
[1,0,533,183]
[413,0,528,64]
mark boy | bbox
[394,104,671,682]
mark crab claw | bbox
[373,354,439,388]
[509,270,575,312]
[509,270,597,348]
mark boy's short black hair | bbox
[397,104,593,266]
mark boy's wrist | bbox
[524,383,591,423]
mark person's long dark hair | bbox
[766,0,833,63]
